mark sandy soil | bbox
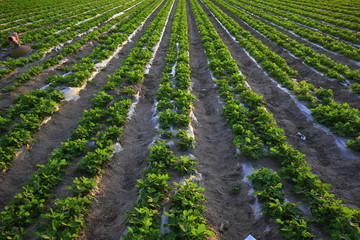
[0,0,164,211]
[202,0,360,208]
[209,0,360,111]
[80,1,173,239]
[0,0,358,239]
[187,2,282,238]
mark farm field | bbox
[0,0,359,239]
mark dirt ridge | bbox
[199,0,360,208]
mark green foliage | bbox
[350,83,360,94]
[311,103,360,137]
[146,141,177,172]
[249,168,314,239]
[159,130,173,139]
[123,207,161,240]
[106,99,131,126]
[248,168,285,201]
[91,91,113,108]
[136,173,170,208]
[230,184,241,194]
[347,137,360,152]
[68,177,97,197]
[176,129,194,151]
[95,126,123,148]
[1,129,34,148]
[35,197,91,240]
[77,147,113,176]
[51,139,89,161]
[173,156,198,175]
[29,66,44,76]
[120,86,137,99]
[165,180,214,239]
[159,109,191,129]
[315,87,333,99]
[240,90,264,108]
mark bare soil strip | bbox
[199,0,360,209]
[238,0,359,46]
[0,0,135,89]
[9,0,120,38]
[239,4,360,68]
[208,0,360,111]
[0,27,108,108]
[0,1,358,239]
[0,1,165,211]
[80,3,176,239]
[0,0,106,33]
[186,1,283,239]
[0,0,102,22]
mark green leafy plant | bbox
[173,156,198,175]
[159,130,173,139]
[176,129,194,151]
[248,168,314,239]
[165,180,214,239]
[91,91,113,108]
[350,83,360,94]
[123,207,161,240]
[67,177,97,197]
[347,137,360,152]
[77,147,113,176]
[311,103,360,137]
[230,184,241,194]
[120,86,137,98]
[35,197,91,240]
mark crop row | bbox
[35,0,179,236]
[0,89,126,238]
[0,90,129,238]
[0,0,132,78]
[191,0,360,238]
[0,0,166,237]
[119,2,176,238]
[0,0,106,32]
[215,0,360,83]
[202,0,360,151]
[0,0,159,170]
[0,0,122,46]
[36,0,197,238]
[0,0,140,77]
[0,89,64,170]
[223,0,360,61]
[288,0,360,17]
[123,0,213,238]
[151,2,211,239]
[191,0,312,237]
[2,0,144,92]
[249,168,314,239]
[0,0,99,18]
[235,0,360,46]
[250,0,360,30]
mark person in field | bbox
[7,32,31,57]
[8,32,21,47]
